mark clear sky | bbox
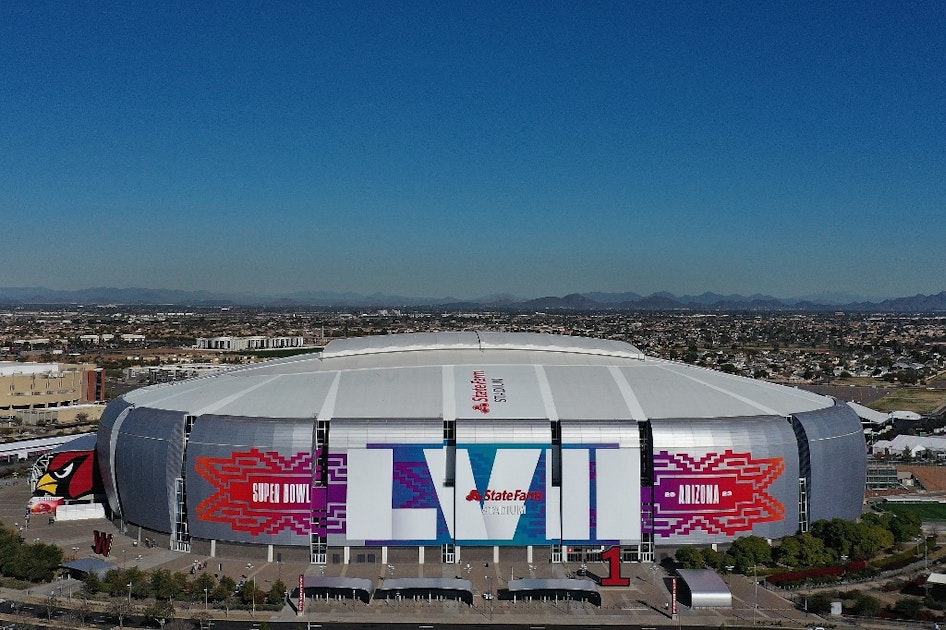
[2,2,944,300]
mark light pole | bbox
[753,565,758,626]
[919,536,929,569]
[203,587,208,611]
[486,574,492,621]
[127,582,133,603]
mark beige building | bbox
[0,362,105,418]
[15,403,106,426]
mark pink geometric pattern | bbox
[195,448,313,536]
[650,450,785,537]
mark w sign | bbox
[92,530,113,556]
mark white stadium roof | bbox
[122,332,834,421]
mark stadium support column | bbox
[444,419,457,566]
[789,415,812,533]
[551,420,563,563]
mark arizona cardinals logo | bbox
[35,451,97,499]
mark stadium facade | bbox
[92,332,866,564]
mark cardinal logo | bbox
[35,451,97,499]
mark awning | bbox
[374,577,473,605]
[61,557,116,577]
[503,578,600,606]
[297,576,374,603]
[675,569,732,608]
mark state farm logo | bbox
[465,488,543,502]
[470,370,507,414]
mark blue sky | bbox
[2,2,944,300]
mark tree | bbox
[74,597,93,623]
[81,569,103,595]
[151,568,188,601]
[893,597,922,619]
[191,571,217,603]
[889,511,923,543]
[851,593,882,617]
[675,547,705,569]
[107,596,135,629]
[775,533,832,568]
[43,592,57,620]
[806,593,832,614]
[144,599,175,628]
[240,578,263,607]
[700,547,724,570]
[810,518,860,559]
[851,523,894,558]
[266,578,287,606]
[190,609,211,629]
[728,536,772,572]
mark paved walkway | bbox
[1,479,824,628]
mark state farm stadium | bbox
[95,332,865,564]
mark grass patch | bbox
[878,502,946,521]
[869,388,946,415]
[0,576,31,589]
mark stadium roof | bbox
[122,332,834,421]
[847,401,889,425]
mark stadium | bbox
[90,332,865,565]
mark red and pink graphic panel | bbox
[195,448,313,536]
[645,450,785,538]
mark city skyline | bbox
[3,2,944,300]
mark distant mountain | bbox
[519,293,603,310]
[786,291,880,305]
[2,286,946,313]
[583,291,643,304]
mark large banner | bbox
[645,449,786,538]
[193,443,640,546]
[194,448,314,536]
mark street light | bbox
[753,565,758,626]
[485,575,493,621]
[916,536,929,569]
[127,582,133,603]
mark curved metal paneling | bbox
[185,415,313,546]
[648,416,799,544]
[113,407,184,533]
[95,397,133,518]
[792,400,866,523]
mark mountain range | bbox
[2,286,946,313]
